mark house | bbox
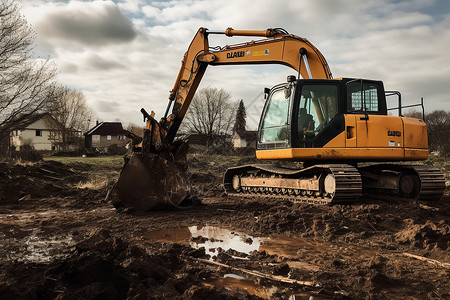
[84,122,126,150]
[10,114,81,151]
[232,130,258,148]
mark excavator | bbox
[111,27,445,211]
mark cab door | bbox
[293,82,342,148]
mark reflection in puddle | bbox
[145,225,372,260]
[144,226,260,257]
[144,225,325,259]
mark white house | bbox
[10,114,81,151]
[232,130,258,148]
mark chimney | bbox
[96,120,99,125]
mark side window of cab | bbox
[347,81,380,113]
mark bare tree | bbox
[47,87,95,151]
[0,0,59,155]
[426,110,450,156]
[126,123,144,137]
[403,109,423,120]
[183,87,236,145]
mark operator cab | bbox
[257,78,387,150]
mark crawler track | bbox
[224,164,362,205]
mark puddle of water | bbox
[144,225,374,264]
[6,230,76,263]
[23,231,75,263]
[144,225,260,257]
[144,225,328,259]
[205,274,328,300]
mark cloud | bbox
[84,53,126,71]
[141,5,160,18]
[117,0,145,14]
[28,1,137,47]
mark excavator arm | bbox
[161,27,332,143]
[113,27,332,211]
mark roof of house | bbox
[235,130,257,140]
[85,122,124,136]
[11,113,58,130]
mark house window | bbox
[107,135,112,141]
[36,130,42,137]
[118,135,123,140]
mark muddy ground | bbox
[0,153,449,299]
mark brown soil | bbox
[0,155,449,299]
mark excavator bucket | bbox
[110,142,190,211]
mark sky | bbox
[19,0,450,130]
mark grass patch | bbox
[76,177,110,190]
[424,154,450,180]
[45,155,125,187]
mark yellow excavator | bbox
[111,27,445,211]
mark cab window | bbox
[298,84,338,140]
[260,88,291,143]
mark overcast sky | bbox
[20,0,450,129]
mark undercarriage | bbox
[224,163,445,204]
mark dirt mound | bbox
[395,220,449,250]
[0,161,79,203]
[0,160,109,208]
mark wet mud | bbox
[0,156,449,299]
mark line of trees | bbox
[405,110,450,156]
[0,0,94,156]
